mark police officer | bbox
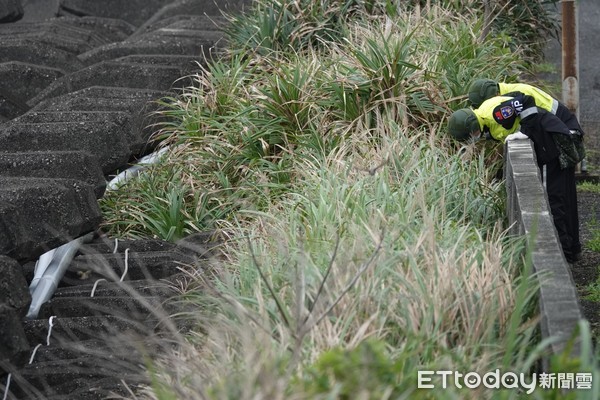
[467,78,584,134]
[447,92,582,263]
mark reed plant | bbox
[225,0,558,60]
[140,129,565,399]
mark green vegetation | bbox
[582,214,600,303]
[576,182,600,257]
[585,277,600,303]
[99,0,599,398]
[586,223,600,253]
[578,181,600,194]
[579,200,600,254]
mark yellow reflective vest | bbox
[498,82,558,115]
[473,93,538,142]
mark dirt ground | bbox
[572,130,600,339]
[574,191,600,337]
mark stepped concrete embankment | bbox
[0,1,249,398]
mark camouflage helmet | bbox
[447,108,480,142]
[468,78,499,108]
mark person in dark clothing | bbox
[447,92,584,263]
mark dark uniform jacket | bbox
[475,93,570,166]
[497,82,584,134]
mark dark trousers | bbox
[542,159,581,260]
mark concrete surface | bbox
[505,140,583,366]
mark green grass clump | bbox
[585,279,600,302]
[581,214,600,253]
[587,231,600,253]
[578,181,600,194]
[100,167,210,241]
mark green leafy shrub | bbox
[578,181,600,194]
[225,0,392,55]
[297,339,415,398]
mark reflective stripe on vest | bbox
[551,99,559,114]
[520,107,538,119]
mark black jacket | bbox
[520,109,569,166]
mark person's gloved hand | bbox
[505,132,529,141]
